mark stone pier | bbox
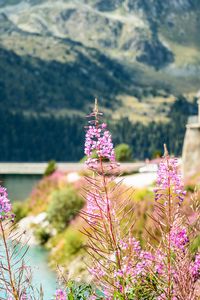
[182,96,200,178]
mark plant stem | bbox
[99,157,127,299]
[166,158,172,300]
[0,221,19,300]
[94,112,126,299]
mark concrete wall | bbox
[182,124,200,178]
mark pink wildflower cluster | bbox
[170,226,189,252]
[190,253,200,281]
[154,250,165,275]
[0,185,13,220]
[155,155,186,204]
[89,236,157,296]
[55,289,66,300]
[118,238,155,279]
[85,123,115,161]
[86,191,109,223]
[84,108,116,170]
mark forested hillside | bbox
[0,97,197,161]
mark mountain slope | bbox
[0,41,134,113]
[0,0,199,161]
[2,0,200,69]
[1,0,200,116]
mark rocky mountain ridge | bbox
[2,0,200,68]
[0,0,199,161]
[0,0,200,120]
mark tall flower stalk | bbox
[154,145,184,299]
[82,101,158,299]
[149,146,199,300]
[82,101,135,298]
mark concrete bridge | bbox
[0,163,84,175]
[0,162,144,175]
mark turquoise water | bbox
[0,244,57,299]
[28,246,57,299]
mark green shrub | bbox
[12,202,29,223]
[185,184,195,193]
[152,149,162,158]
[115,143,132,162]
[64,280,105,299]
[64,229,83,256]
[190,235,200,254]
[47,186,84,232]
[34,226,51,245]
[44,160,57,177]
[126,275,160,299]
[80,152,98,162]
[134,188,154,203]
[47,228,85,266]
[80,151,109,163]
[66,281,94,299]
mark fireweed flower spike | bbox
[0,185,13,220]
[82,101,156,299]
[191,253,200,281]
[149,146,200,299]
[154,144,186,205]
[84,99,116,171]
[153,146,183,299]
[170,226,189,252]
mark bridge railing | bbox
[187,116,198,124]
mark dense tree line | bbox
[0,110,85,161]
[112,96,197,159]
[0,97,197,162]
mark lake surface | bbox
[0,174,41,201]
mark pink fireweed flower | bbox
[114,269,124,278]
[118,238,155,280]
[119,237,141,255]
[190,253,200,281]
[131,250,155,278]
[55,289,66,300]
[154,250,165,275]
[84,103,116,170]
[170,226,189,252]
[86,192,108,222]
[0,185,12,220]
[84,123,115,163]
[154,150,186,204]
[89,265,106,278]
